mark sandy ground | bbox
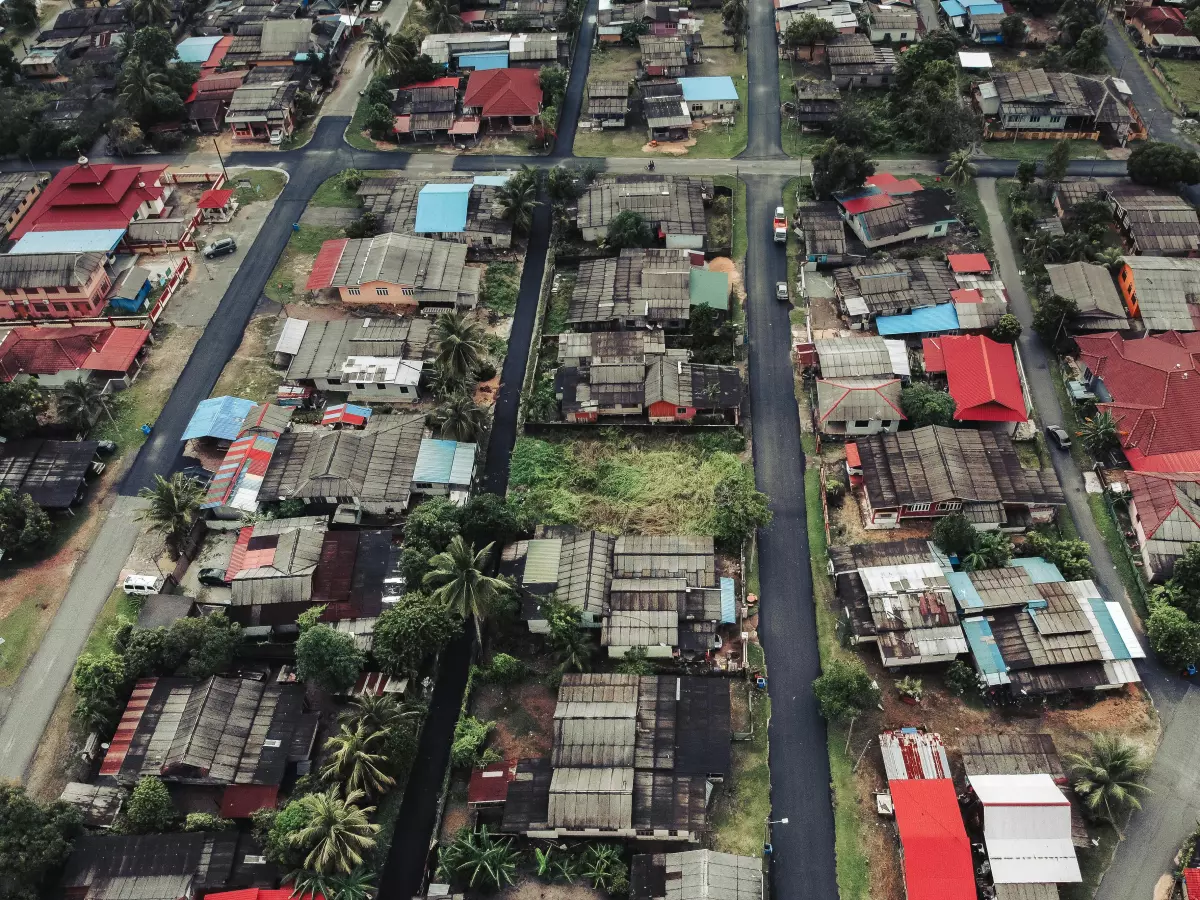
[499,882,606,900]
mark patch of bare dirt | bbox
[283,303,348,321]
[473,679,557,760]
[499,880,606,900]
[643,138,696,155]
[826,484,933,547]
[708,256,743,297]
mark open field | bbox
[232,169,287,205]
[264,224,344,305]
[1156,58,1200,108]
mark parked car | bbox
[177,465,212,485]
[776,281,788,301]
[96,440,117,456]
[368,1,384,11]
[1046,425,1072,450]
[203,237,237,259]
[123,573,165,596]
[198,567,230,587]
[269,129,283,145]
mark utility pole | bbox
[213,137,229,184]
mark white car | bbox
[269,129,283,145]
[776,281,789,301]
[123,574,166,596]
[369,1,383,11]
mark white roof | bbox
[970,773,1068,806]
[858,561,946,596]
[275,318,309,356]
[884,339,911,377]
[341,355,422,387]
[978,81,999,99]
[959,50,993,69]
[969,774,1081,885]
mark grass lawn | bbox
[281,117,316,151]
[712,175,747,262]
[587,45,641,80]
[264,224,344,304]
[1156,58,1200,109]
[232,169,287,205]
[711,663,771,857]
[572,127,650,158]
[310,173,365,208]
[544,271,574,336]
[0,594,52,687]
[689,77,749,158]
[980,139,1107,162]
[1089,492,1150,615]
[480,262,521,316]
[83,587,140,658]
[212,317,286,402]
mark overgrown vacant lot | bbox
[508,431,750,534]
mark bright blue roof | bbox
[183,396,255,442]
[175,35,223,63]
[940,0,965,14]
[720,577,737,624]
[10,228,125,255]
[1089,598,1133,659]
[678,76,738,102]
[457,51,509,69]
[1007,557,1065,584]
[343,403,372,420]
[473,175,510,186]
[876,304,960,336]
[415,183,472,233]
[946,571,982,610]
[969,3,1006,13]
[962,617,1007,676]
[414,439,477,485]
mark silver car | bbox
[776,281,789,301]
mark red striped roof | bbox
[948,253,991,274]
[922,337,946,373]
[99,678,158,776]
[891,779,976,900]
[940,334,1025,422]
[306,238,349,290]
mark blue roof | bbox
[183,396,255,442]
[414,439,477,486]
[946,571,982,610]
[940,0,965,14]
[720,577,737,624]
[343,403,372,420]
[1089,598,1132,659]
[473,175,510,186]
[415,183,472,233]
[678,76,739,102]
[876,304,960,336]
[962,617,1008,677]
[175,35,223,63]
[1007,557,1065,584]
[457,51,509,69]
[10,228,125,255]
[969,3,1005,13]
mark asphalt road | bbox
[745,0,783,158]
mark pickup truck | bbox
[773,206,787,243]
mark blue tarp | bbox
[946,571,982,610]
[415,183,473,233]
[678,76,739,102]
[457,51,509,69]
[940,0,965,15]
[876,304,960,336]
[182,396,255,442]
[175,35,223,64]
[10,228,125,255]
[1007,557,1065,584]
[720,577,737,624]
[962,617,1007,679]
[968,3,1006,14]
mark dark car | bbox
[1046,425,1072,450]
[198,567,229,587]
[95,440,117,456]
[203,237,237,259]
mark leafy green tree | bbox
[120,776,177,834]
[893,30,960,90]
[485,652,527,684]
[991,313,1023,344]
[405,497,463,551]
[296,624,365,694]
[1,0,39,30]
[1171,544,1200,602]
[811,138,875,200]
[424,536,508,646]
[1092,246,1124,270]
[900,383,957,427]
[373,591,460,675]
[322,720,396,797]
[582,844,628,894]
[496,170,540,234]
[1065,24,1107,72]
[720,0,747,49]
[1000,13,1027,44]
[128,0,171,26]
[1066,734,1150,824]
[289,789,379,876]
[945,149,977,186]
[459,493,520,548]
[1057,0,1098,43]
[1079,411,1120,456]
[0,380,48,439]
[363,103,395,139]
[0,786,83,900]
[1032,293,1079,345]
[689,303,737,365]
[621,20,649,43]
[435,394,489,442]
[785,13,837,60]
[1147,599,1200,668]
[1016,159,1037,187]
[932,512,978,558]
[434,312,488,383]
[0,489,52,558]
[137,473,204,557]
[363,20,402,72]
[439,827,520,891]
[539,65,568,107]
[57,379,111,433]
[543,595,594,674]
[812,658,879,723]
[1128,141,1200,187]
[450,715,494,768]
[72,651,127,731]
[963,530,1013,571]
[1025,531,1093,580]
[162,611,241,677]
[614,646,654,675]
[710,468,772,549]
[422,0,463,33]
[605,210,655,249]
[1043,140,1072,184]
[184,812,235,832]
[944,659,981,697]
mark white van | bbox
[123,574,165,596]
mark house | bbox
[0,439,101,510]
[921,334,1027,425]
[183,396,257,446]
[19,39,73,78]
[226,80,299,142]
[966,3,1005,42]
[1115,256,1200,330]
[853,425,1064,528]
[0,173,43,237]
[557,331,669,369]
[556,361,647,422]
[393,79,468,143]
[827,537,942,576]
[811,336,910,378]
[866,3,919,42]
[827,33,897,88]
[567,249,707,330]
[502,527,615,631]
[1051,180,1105,219]
[477,0,568,30]
[797,201,849,265]
[420,32,569,69]
[226,19,318,66]
[0,324,149,388]
[413,438,477,502]
[777,0,859,35]
[0,252,114,321]
[279,316,432,402]
[791,80,841,126]
[58,783,124,829]
[815,378,904,436]
[1045,262,1129,331]
[677,76,739,119]
[358,177,514,252]
[306,233,481,312]
[833,258,959,322]
[880,730,952,780]
[889,779,976,900]
[974,69,1143,142]
[202,405,293,518]
[1126,471,1200,580]
[1107,184,1200,256]
[586,80,630,128]
[497,673,730,839]
[638,35,694,76]
[876,304,962,338]
[577,176,712,247]
[258,413,426,517]
[645,358,742,423]
[631,852,762,900]
[462,67,543,132]
[834,182,958,249]
[967,774,1082,887]
[940,0,966,27]
[187,70,249,133]
[1128,5,1199,56]
[641,80,691,141]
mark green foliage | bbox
[1000,13,1027,44]
[606,211,655,249]
[435,394,489,442]
[1172,544,1200,602]
[991,313,1023,344]
[183,812,235,832]
[962,530,1013,572]
[1032,293,1079,346]
[933,513,977,557]
[480,262,520,315]
[460,493,520,549]
[1065,734,1150,823]
[621,19,649,42]
[0,381,47,440]
[614,646,654,676]
[1146,599,1200,669]
[0,785,83,900]
[345,212,380,239]
[72,651,127,731]
[0,489,52,558]
[543,595,595,675]
[1079,411,1120,456]
[260,799,314,868]
[424,536,508,646]
[1065,25,1107,72]
[373,591,460,676]
[783,13,838,55]
[434,311,488,383]
[1042,140,1072,183]
[322,720,396,797]
[451,716,494,769]
[811,138,875,200]
[690,303,738,365]
[721,0,747,46]
[813,658,879,723]
[894,30,959,91]
[405,497,463,551]
[496,167,540,233]
[438,826,521,891]
[363,102,395,138]
[120,776,177,834]
[944,149,977,187]
[710,467,772,550]
[161,612,241,677]
[900,383,957,427]
[895,676,923,701]
[944,659,981,697]
[539,65,568,107]
[288,789,379,876]
[484,652,527,684]
[296,625,365,694]
[1025,531,1093,580]
[582,844,628,894]
[1016,159,1037,186]
[137,473,205,556]
[298,604,328,633]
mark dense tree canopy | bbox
[0,786,83,900]
[0,490,52,558]
[296,625,365,694]
[373,591,461,675]
[1128,141,1200,187]
[811,138,875,200]
[0,381,47,440]
[813,658,879,723]
[606,211,655,249]
[899,383,956,427]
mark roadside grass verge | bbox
[689,78,749,158]
[1089,493,1149,616]
[231,169,287,205]
[264,225,344,304]
[84,587,140,658]
[0,593,52,687]
[979,139,1107,162]
[481,262,521,316]
[544,272,574,336]
[1115,24,1182,114]
[310,174,365,208]
[714,175,747,262]
[212,317,285,402]
[711,667,771,857]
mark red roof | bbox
[1132,5,1190,35]
[198,188,234,209]
[1185,868,1200,900]
[398,76,461,91]
[99,678,158,776]
[840,193,899,215]
[460,9,487,21]
[845,442,861,468]
[865,173,923,195]
[922,337,946,373]
[307,238,349,290]
[890,779,975,900]
[202,34,235,71]
[187,69,247,103]
[947,253,991,274]
[468,760,517,804]
[10,161,167,240]
[322,403,372,427]
[0,325,149,380]
[1126,471,1200,539]
[940,334,1025,422]
[950,287,984,304]
[220,784,280,819]
[463,67,543,117]
[208,891,321,900]
[226,524,281,582]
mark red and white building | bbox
[0,325,149,388]
[462,67,543,132]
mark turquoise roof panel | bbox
[183,396,255,442]
[1007,557,1065,584]
[720,577,737,624]
[1089,598,1131,660]
[415,183,472,233]
[457,51,509,69]
[10,228,126,255]
[946,571,982,610]
[678,76,739,102]
[176,35,223,63]
[962,617,1008,682]
[876,304,960,336]
[450,442,477,486]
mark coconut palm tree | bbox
[119,58,171,118]
[137,473,205,556]
[129,0,172,24]
[945,149,978,186]
[438,827,520,892]
[435,393,489,442]
[1060,230,1094,262]
[363,20,408,74]
[290,789,379,876]
[422,0,463,33]
[1080,411,1120,456]
[962,530,1012,572]
[343,693,420,735]
[57,379,112,433]
[495,172,540,234]
[1092,246,1124,270]
[423,536,507,646]
[433,312,487,383]
[330,868,376,900]
[322,721,396,797]
[285,869,338,900]
[1065,733,1150,825]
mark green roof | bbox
[689,268,729,312]
[522,538,562,586]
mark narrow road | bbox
[744,0,783,157]
[1101,15,1181,144]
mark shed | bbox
[413,438,477,488]
[415,183,473,233]
[890,779,976,900]
[880,729,951,780]
[183,396,256,442]
[690,267,729,311]
[876,304,960,336]
[967,774,1082,885]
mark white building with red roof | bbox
[462,67,543,132]
[0,324,150,388]
[1126,470,1200,581]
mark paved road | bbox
[745,0,783,158]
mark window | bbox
[854,420,870,428]
[940,501,962,511]
[1049,115,1062,123]
[691,103,703,113]
[347,287,361,296]
[328,377,341,385]
[401,287,415,296]
[677,407,688,414]
[880,76,889,85]
[376,287,389,296]
[377,383,387,389]
[859,76,868,84]
[908,502,932,512]
[880,420,893,428]
[1028,115,1041,123]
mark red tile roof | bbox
[1076,331,1200,467]
[398,76,461,91]
[891,779,975,900]
[219,784,280,819]
[99,678,158,777]
[866,173,923,194]
[198,188,234,209]
[947,253,991,274]
[922,337,946,373]
[1132,5,1190,35]
[0,325,149,379]
[1126,471,1200,539]
[840,193,898,215]
[306,238,349,290]
[208,888,320,900]
[10,161,167,240]
[940,334,1025,422]
[463,67,543,117]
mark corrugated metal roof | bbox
[458,50,510,69]
[182,396,255,442]
[678,76,738,102]
[720,577,736,624]
[1007,557,1065,584]
[876,303,960,336]
[880,729,952,780]
[9,228,125,255]
[962,617,1010,684]
[968,774,1081,885]
[524,538,562,585]
[416,183,473,233]
[414,438,476,485]
[275,317,308,355]
[890,779,977,900]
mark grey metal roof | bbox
[833,258,958,314]
[0,251,105,290]
[558,330,668,368]
[813,337,893,378]
[1120,256,1200,331]
[816,378,903,424]
[285,317,433,382]
[0,438,98,509]
[967,567,1043,610]
[358,177,513,241]
[613,535,715,586]
[0,173,40,231]
[328,233,477,302]
[632,851,763,900]
[797,201,847,255]
[959,733,1064,779]
[954,296,1008,330]
[1045,262,1127,324]
[230,523,326,606]
[576,176,711,236]
[226,81,298,121]
[62,833,241,900]
[870,4,918,28]
[590,79,631,98]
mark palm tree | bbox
[285,869,338,900]
[322,720,396,797]
[945,149,977,186]
[429,362,470,399]
[1092,246,1124,270]
[1065,733,1150,826]
[433,312,487,382]
[422,0,463,33]
[290,789,380,876]
[119,58,171,118]
[438,827,520,891]
[1027,230,1065,264]
[1080,411,1120,456]
[343,693,420,735]
[962,531,1012,572]
[582,845,625,892]
[330,868,376,900]
[423,535,507,646]
[495,172,540,234]
[137,473,205,556]
[552,622,594,673]
[435,394,489,442]
[721,0,747,48]
[57,379,112,433]
[1061,230,1093,262]
[363,20,408,74]
[128,0,171,25]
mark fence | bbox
[1148,60,1193,115]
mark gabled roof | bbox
[0,251,106,291]
[0,439,99,508]
[1120,256,1200,331]
[1045,262,1126,327]
[947,253,991,274]
[0,325,149,379]
[183,396,256,442]
[10,160,166,240]
[463,67,542,116]
[967,774,1081,885]
[938,335,1026,422]
[889,779,976,900]
[815,377,904,424]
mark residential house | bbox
[638,35,695,76]
[182,396,257,447]
[357,177,514,252]
[879,729,952,780]
[677,76,739,119]
[641,80,691,141]
[890,780,976,900]
[853,424,1064,528]
[797,201,849,265]
[420,32,569,69]
[226,19,318,67]
[187,70,249,133]
[1126,471,1200,581]
[0,252,113,321]
[479,0,568,30]
[201,404,293,517]
[556,330,670,368]
[866,3,919,41]
[0,439,101,510]
[834,179,958,249]
[1115,256,1200,330]
[776,0,858,34]
[19,39,73,78]
[258,413,427,517]
[1108,184,1200,256]
[556,361,648,422]
[502,526,615,631]
[966,3,1005,42]
[921,334,1027,426]
[941,0,966,28]
[576,176,712,247]
[0,324,149,388]
[497,673,731,839]
[644,357,742,423]
[0,173,43,237]
[810,336,911,379]
[827,33,897,88]
[393,79,463,142]
[567,248,711,330]
[58,783,125,829]
[1075,330,1200,470]
[974,68,1143,142]
[631,852,762,900]
[1128,5,1200,56]
[462,67,543,132]
[226,80,299,142]
[1051,179,1104,219]
[306,233,481,312]
[874,304,963,338]
[827,537,942,577]
[833,258,959,323]
[586,80,631,128]
[1045,262,1129,331]
[815,378,904,436]
[413,437,477,502]
[791,80,841,126]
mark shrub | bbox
[485,653,527,685]
[451,715,494,768]
[812,658,878,723]
[120,776,177,834]
[184,812,235,832]
[944,659,981,697]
